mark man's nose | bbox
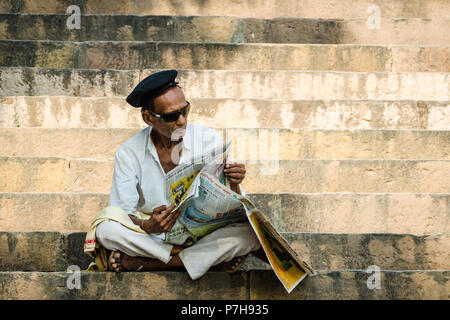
[176,113,187,126]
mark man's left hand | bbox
[224,162,246,191]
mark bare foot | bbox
[215,255,248,273]
[108,251,126,273]
[108,252,185,272]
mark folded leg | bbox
[95,220,174,264]
[178,222,261,280]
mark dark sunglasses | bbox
[149,101,191,122]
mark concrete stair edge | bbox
[0,270,448,300]
[0,127,449,161]
[2,0,449,19]
[2,97,448,130]
[1,40,449,72]
[1,231,449,272]
[1,191,448,234]
[1,157,449,193]
[2,67,449,101]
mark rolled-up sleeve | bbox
[109,146,140,214]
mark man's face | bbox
[142,86,189,141]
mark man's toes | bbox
[111,263,121,273]
[109,251,124,272]
[112,257,122,264]
[111,253,122,263]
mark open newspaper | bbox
[163,141,315,293]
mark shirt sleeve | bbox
[109,146,140,214]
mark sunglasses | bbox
[148,101,191,122]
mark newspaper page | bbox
[165,141,232,209]
[164,141,246,245]
[238,197,315,293]
[163,141,315,292]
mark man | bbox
[94,70,265,280]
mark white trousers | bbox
[96,220,261,280]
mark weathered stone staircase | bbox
[0,0,449,299]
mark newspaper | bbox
[163,141,315,293]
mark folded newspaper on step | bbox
[163,141,315,293]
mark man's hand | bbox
[141,204,180,234]
[224,162,246,194]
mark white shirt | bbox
[109,124,241,240]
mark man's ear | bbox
[141,109,153,126]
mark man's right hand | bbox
[141,204,180,234]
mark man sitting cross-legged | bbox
[91,70,267,280]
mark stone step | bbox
[1,231,448,272]
[0,271,249,300]
[2,68,449,101]
[1,158,448,194]
[1,14,449,45]
[0,270,448,299]
[1,127,449,161]
[0,14,343,44]
[1,192,448,234]
[3,0,448,19]
[251,270,450,300]
[1,40,449,72]
[2,97,449,130]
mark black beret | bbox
[126,70,179,108]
